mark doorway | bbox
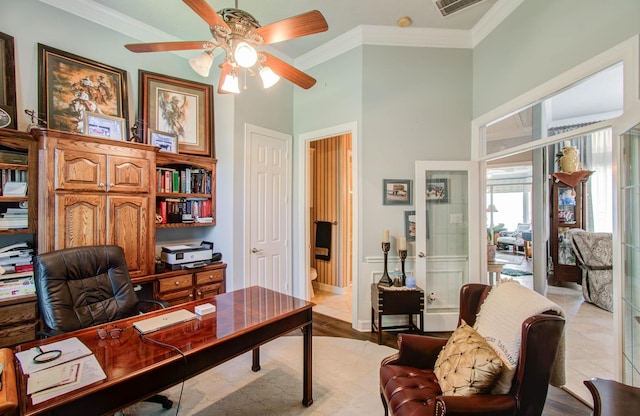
[307,134,353,322]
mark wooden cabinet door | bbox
[55,194,106,250]
[108,155,150,193]
[54,148,107,192]
[108,195,152,278]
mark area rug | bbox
[501,267,533,276]
[123,336,397,416]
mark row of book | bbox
[0,207,28,229]
[156,167,212,194]
[0,242,35,299]
[157,199,213,224]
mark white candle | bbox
[382,229,390,243]
[397,237,406,251]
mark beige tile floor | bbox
[312,266,613,405]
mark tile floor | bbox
[311,257,613,405]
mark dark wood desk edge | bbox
[17,290,313,415]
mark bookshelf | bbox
[0,128,38,347]
[155,152,216,228]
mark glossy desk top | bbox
[15,286,314,415]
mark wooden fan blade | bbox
[252,10,328,45]
[262,53,316,89]
[217,62,233,94]
[125,41,215,53]
[183,0,230,31]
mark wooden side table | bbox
[584,377,640,416]
[371,283,424,345]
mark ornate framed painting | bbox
[139,70,214,157]
[37,44,129,136]
[0,31,17,129]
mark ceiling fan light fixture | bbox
[234,41,258,68]
[221,72,240,94]
[189,50,214,77]
[260,66,280,88]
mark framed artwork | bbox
[139,70,214,157]
[404,210,416,241]
[425,178,449,203]
[383,179,412,205]
[149,129,178,153]
[37,44,129,136]
[0,31,17,129]
[84,112,125,141]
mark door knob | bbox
[418,252,426,257]
[251,248,262,253]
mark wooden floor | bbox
[310,311,592,416]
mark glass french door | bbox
[620,122,640,385]
[415,161,480,331]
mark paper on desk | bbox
[29,354,106,405]
[27,361,81,394]
[15,337,92,375]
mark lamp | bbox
[234,41,258,68]
[260,66,280,88]
[189,51,214,77]
[220,72,240,94]
[487,204,498,231]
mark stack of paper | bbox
[0,242,35,299]
[0,207,28,229]
[15,337,106,405]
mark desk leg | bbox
[302,323,313,407]
[252,347,260,372]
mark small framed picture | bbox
[149,129,178,153]
[426,178,449,203]
[404,210,416,241]
[383,179,412,205]
[83,112,125,140]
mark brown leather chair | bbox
[379,283,565,416]
[34,245,173,410]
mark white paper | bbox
[27,361,81,394]
[29,355,106,405]
[16,337,92,375]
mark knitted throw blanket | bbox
[473,281,566,394]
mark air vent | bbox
[434,0,485,16]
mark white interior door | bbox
[415,160,480,331]
[245,124,291,294]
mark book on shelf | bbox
[2,181,27,196]
[0,271,35,298]
[0,149,28,165]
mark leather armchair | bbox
[380,284,565,416]
[33,245,172,409]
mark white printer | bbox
[161,244,213,270]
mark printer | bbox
[161,244,213,270]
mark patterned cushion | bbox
[434,320,503,396]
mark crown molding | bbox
[471,0,526,47]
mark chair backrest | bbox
[457,284,565,416]
[34,245,139,333]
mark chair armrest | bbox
[139,299,170,309]
[436,394,517,416]
[385,333,448,369]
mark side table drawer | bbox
[378,291,424,314]
[158,273,193,294]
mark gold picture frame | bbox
[139,70,214,157]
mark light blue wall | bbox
[473,0,640,118]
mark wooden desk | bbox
[584,377,640,416]
[371,284,424,345]
[13,286,314,415]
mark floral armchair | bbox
[570,230,613,312]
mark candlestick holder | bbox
[378,242,392,287]
[398,249,407,286]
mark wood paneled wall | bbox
[310,135,352,288]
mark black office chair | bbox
[34,245,173,410]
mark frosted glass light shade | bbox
[189,51,213,77]
[220,73,240,94]
[234,42,258,68]
[260,66,280,88]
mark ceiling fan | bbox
[125,0,328,94]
